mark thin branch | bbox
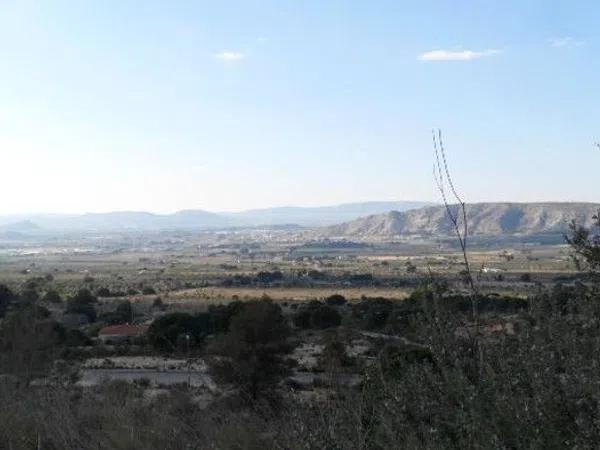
[438,130,469,262]
[432,129,478,304]
[432,128,483,379]
[438,130,463,205]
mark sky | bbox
[1,0,599,214]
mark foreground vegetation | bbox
[0,221,599,449]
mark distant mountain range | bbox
[0,201,433,232]
[223,201,434,227]
[0,220,41,232]
[323,202,600,239]
[3,202,598,238]
[0,220,42,239]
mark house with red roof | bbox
[98,324,149,344]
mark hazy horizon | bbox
[0,199,431,217]
[2,1,599,215]
[3,199,600,218]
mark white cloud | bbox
[549,37,584,48]
[215,51,245,62]
[419,49,500,62]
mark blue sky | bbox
[1,1,599,214]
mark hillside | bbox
[322,202,600,239]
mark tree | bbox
[208,301,244,333]
[42,289,62,303]
[309,305,342,329]
[210,300,292,399]
[0,304,66,378]
[293,301,341,329]
[99,300,134,325]
[566,211,600,279]
[65,288,98,322]
[325,294,347,306]
[147,312,210,351]
[152,296,165,310]
[352,298,393,330]
[256,271,284,284]
[20,286,39,304]
[71,288,97,304]
[319,336,353,371]
[0,284,15,318]
[293,308,313,329]
[64,329,92,347]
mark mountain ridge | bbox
[0,201,433,231]
[322,202,600,239]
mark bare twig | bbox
[432,129,483,377]
[432,130,478,300]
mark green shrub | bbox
[310,305,341,329]
[351,298,393,329]
[325,294,347,306]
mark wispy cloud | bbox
[549,37,584,48]
[215,51,245,62]
[419,49,500,62]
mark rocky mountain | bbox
[322,203,600,239]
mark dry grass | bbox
[163,286,410,304]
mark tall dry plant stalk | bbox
[432,129,483,375]
[432,130,477,298]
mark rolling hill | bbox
[0,201,432,231]
[0,210,228,231]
